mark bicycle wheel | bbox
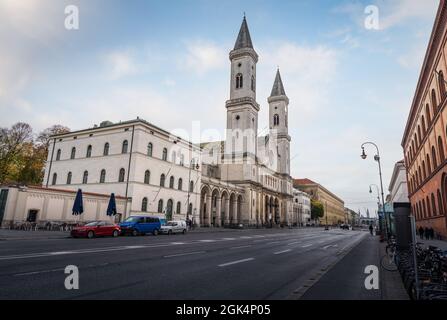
[381,254,398,271]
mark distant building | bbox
[293,178,345,225]
[292,189,311,226]
[388,160,409,204]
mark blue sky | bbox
[0,0,440,215]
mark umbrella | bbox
[106,193,117,216]
[72,189,84,216]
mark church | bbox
[33,17,294,228]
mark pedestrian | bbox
[429,227,435,240]
[418,226,424,240]
[424,227,430,240]
[369,224,373,235]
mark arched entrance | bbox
[200,186,211,226]
[166,199,173,221]
[237,195,243,224]
[221,191,229,226]
[229,193,236,225]
[211,188,220,227]
[274,198,280,225]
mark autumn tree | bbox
[311,199,324,222]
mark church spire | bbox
[234,16,254,50]
[270,68,286,97]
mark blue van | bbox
[120,215,162,236]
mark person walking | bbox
[369,224,373,235]
[424,227,430,240]
[418,226,424,240]
[429,227,435,240]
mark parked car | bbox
[160,220,187,235]
[71,221,120,239]
[119,215,162,236]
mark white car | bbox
[160,220,187,235]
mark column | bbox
[225,198,230,225]
[206,195,212,227]
[216,197,222,227]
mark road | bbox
[0,228,366,299]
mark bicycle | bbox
[381,237,398,271]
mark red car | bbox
[71,221,121,239]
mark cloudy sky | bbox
[0,0,440,216]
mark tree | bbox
[311,199,324,221]
[37,125,70,152]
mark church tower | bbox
[268,69,290,175]
[224,16,259,163]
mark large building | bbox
[14,17,294,228]
[388,160,409,204]
[401,0,447,239]
[293,178,345,225]
[292,189,311,226]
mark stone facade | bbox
[292,189,311,226]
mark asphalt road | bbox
[0,228,367,299]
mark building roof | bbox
[270,69,286,97]
[293,178,344,204]
[234,16,254,50]
[293,178,317,185]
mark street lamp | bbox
[360,142,389,240]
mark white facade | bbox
[388,160,409,204]
[292,189,311,225]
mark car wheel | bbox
[153,229,159,236]
[112,230,119,237]
[87,231,94,239]
[132,229,138,237]
[182,229,186,234]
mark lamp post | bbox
[361,142,389,240]
[186,159,200,224]
[369,183,381,226]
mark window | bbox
[171,151,176,164]
[67,172,72,185]
[85,145,92,158]
[82,171,88,184]
[160,174,166,187]
[251,75,255,91]
[144,170,150,184]
[432,89,438,113]
[147,143,153,156]
[236,73,243,89]
[438,71,446,100]
[119,168,125,182]
[56,149,61,161]
[52,173,57,185]
[141,197,148,212]
[426,196,431,217]
[180,154,184,166]
[103,143,109,156]
[176,201,181,214]
[417,126,421,143]
[426,154,432,174]
[162,148,168,161]
[438,136,445,163]
[100,169,106,183]
[422,161,426,180]
[188,203,193,215]
[431,193,436,216]
[273,114,279,126]
[158,199,164,213]
[189,181,194,192]
[178,178,183,190]
[426,104,431,126]
[437,190,443,215]
[70,147,76,159]
[169,176,175,188]
[122,140,128,154]
[432,146,438,168]
[421,116,426,135]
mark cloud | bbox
[180,40,227,75]
[105,50,139,79]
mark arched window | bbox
[171,151,176,164]
[178,178,183,190]
[160,174,166,187]
[417,125,421,144]
[71,147,76,159]
[426,153,432,174]
[82,171,88,184]
[421,116,426,135]
[100,169,106,183]
[414,133,418,149]
[188,203,193,215]
[426,104,431,126]
[438,71,446,100]
[176,201,181,214]
[122,140,128,154]
[432,89,438,113]
[180,154,185,166]
[431,193,437,216]
[52,173,57,185]
[418,166,422,184]
[158,199,164,213]
[67,172,72,185]
[119,168,125,182]
[438,136,445,163]
[56,149,61,161]
[273,114,279,126]
[141,197,148,212]
[147,143,153,156]
[437,189,443,215]
[144,170,150,184]
[162,148,168,161]
[422,160,426,180]
[86,145,92,158]
[422,198,426,218]
[103,143,109,156]
[426,196,431,217]
[251,75,255,91]
[432,146,438,168]
[236,73,243,89]
[189,180,194,192]
[169,176,175,188]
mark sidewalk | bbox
[301,234,409,300]
[0,229,70,241]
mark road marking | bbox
[253,239,269,242]
[199,240,216,243]
[170,242,185,245]
[230,245,251,250]
[273,249,291,255]
[322,244,338,250]
[287,241,301,246]
[221,238,236,241]
[267,241,281,245]
[218,258,254,267]
[240,236,253,239]
[301,244,313,248]
[125,246,145,249]
[14,268,65,277]
[164,251,205,258]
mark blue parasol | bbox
[106,193,117,216]
[72,189,84,216]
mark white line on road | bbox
[322,244,338,250]
[218,258,254,267]
[199,240,216,243]
[287,241,301,246]
[14,267,65,277]
[170,242,186,245]
[221,238,236,241]
[164,251,205,258]
[239,236,253,239]
[229,245,251,250]
[273,249,292,255]
[301,244,313,248]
